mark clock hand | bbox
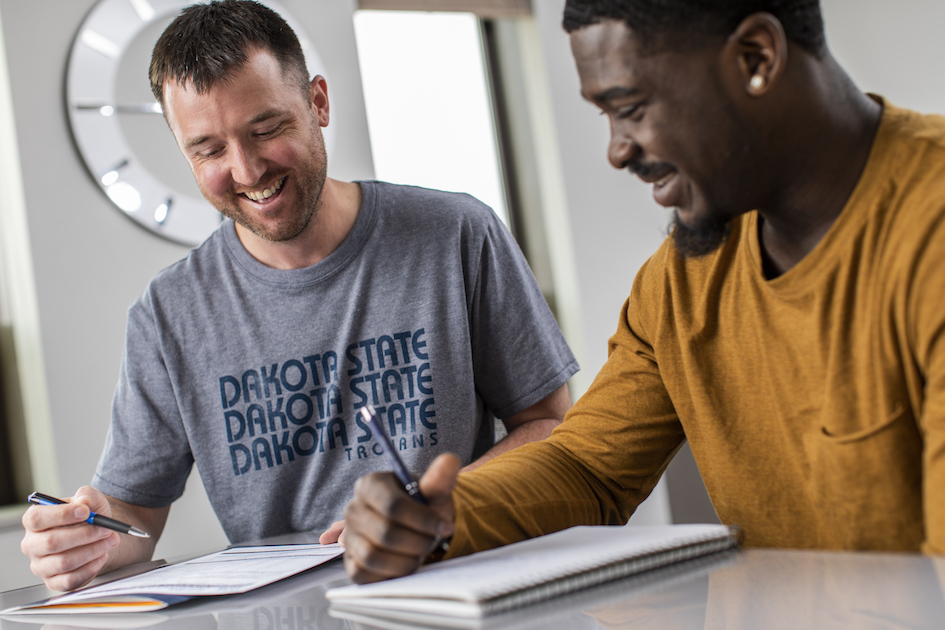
[73,103,163,115]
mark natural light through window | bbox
[353,10,509,226]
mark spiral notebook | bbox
[326,523,739,621]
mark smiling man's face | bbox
[570,19,756,256]
[164,48,328,243]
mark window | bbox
[354,10,510,226]
[352,2,581,366]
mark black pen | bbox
[27,492,150,538]
[359,406,450,556]
[360,405,428,504]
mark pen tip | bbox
[129,528,150,538]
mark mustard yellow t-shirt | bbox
[449,101,945,557]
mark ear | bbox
[725,12,788,96]
[310,74,330,127]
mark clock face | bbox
[66,0,332,247]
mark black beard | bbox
[669,209,733,258]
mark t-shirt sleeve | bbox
[464,208,578,419]
[92,292,193,507]
[449,251,685,555]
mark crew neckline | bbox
[743,96,896,293]
[221,181,378,287]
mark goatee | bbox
[669,209,733,258]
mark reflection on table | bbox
[2,540,943,630]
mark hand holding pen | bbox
[319,405,430,546]
[28,492,150,538]
[359,405,428,504]
[342,405,460,584]
[20,486,143,591]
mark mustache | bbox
[627,161,674,178]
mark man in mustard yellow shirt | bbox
[342,0,945,582]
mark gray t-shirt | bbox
[93,181,578,543]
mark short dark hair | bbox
[150,0,310,111]
[562,0,826,57]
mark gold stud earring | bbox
[749,74,766,91]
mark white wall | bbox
[822,0,945,115]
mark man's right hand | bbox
[20,486,121,591]
[343,453,461,584]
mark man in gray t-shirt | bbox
[95,180,577,545]
[20,1,576,592]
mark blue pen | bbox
[28,492,150,538]
[359,405,428,504]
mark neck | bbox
[235,178,362,270]
[756,55,882,278]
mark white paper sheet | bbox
[43,544,343,603]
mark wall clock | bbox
[66,0,332,246]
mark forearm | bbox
[100,534,155,575]
[463,418,561,471]
[100,498,167,573]
[449,390,685,558]
[449,440,636,558]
